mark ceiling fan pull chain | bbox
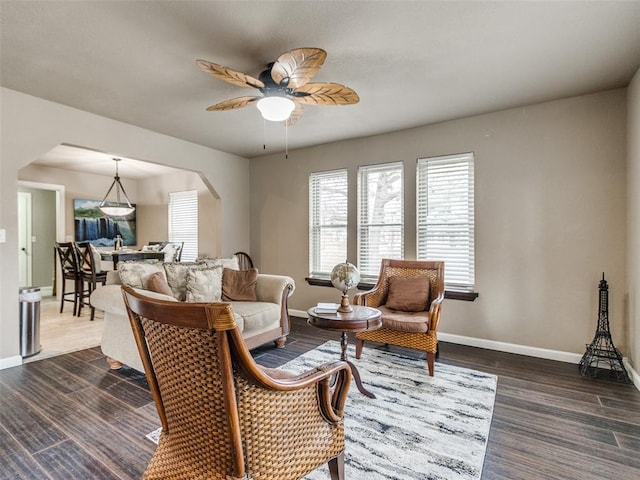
[285,122,288,159]
[263,118,266,150]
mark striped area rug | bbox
[147,341,496,480]
[287,341,496,480]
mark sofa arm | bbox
[106,270,122,285]
[256,274,295,305]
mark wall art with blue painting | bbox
[74,199,136,247]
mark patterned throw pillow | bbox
[197,256,239,271]
[222,268,258,301]
[118,261,165,289]
[385,276,430,312]
[185,266,224,302]
[162,262,201,301]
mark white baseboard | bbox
[623,358,640,391]
[291,308,584,364]
[39,286,53,297]
[290,308,640,391]
[0,355,23,370]
[437,332,584,364]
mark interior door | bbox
[18,191,33,287]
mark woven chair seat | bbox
[377,306,430,333]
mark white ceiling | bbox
[2,1,640,171]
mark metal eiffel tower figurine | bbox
[579,273,631,383]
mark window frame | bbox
[309,169,348,278]
[416,152,475,292]
[168,189,198,262]
[357,161,404,280]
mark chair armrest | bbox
[242,358,352,424]
[255,274,295,305]
[428,293,445,333]
[354,285,385,307]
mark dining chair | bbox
[74,241,107,320]
[54,242,82,316]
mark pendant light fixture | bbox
[98,158,135,217]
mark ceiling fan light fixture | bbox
[256,96,295,122]
[99,158,135,217]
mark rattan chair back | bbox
[122,285,351,480]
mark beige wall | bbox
[251,89,627,357]
[628,67,640,375]
[0,88,250,364]
[136,170,222,258]
[19,164,139,245]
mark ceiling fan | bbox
[196,48,359,125]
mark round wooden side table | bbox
[307,305,382,398]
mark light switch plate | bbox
[0,229,6,243]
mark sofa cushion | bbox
[185,266,224,302]
[117,261,164,289]
[385,275,430,312]
[231,302,281,336]
[222,268,258,301]
[146,271,173,297]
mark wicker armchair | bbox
[122,285,351,480]
[354,259,445,376]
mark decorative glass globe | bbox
[331,261,361,313]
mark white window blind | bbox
[168,190,198,262]
[309,170,348,276]
[358,162,404,278]
[417,153,475,291]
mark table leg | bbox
[340,332,376,399]
[346,360,376,399]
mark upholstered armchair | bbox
[354,259,445,376]
[122,285,351,480]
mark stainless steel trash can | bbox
[19,287,41,357]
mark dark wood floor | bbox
[1,316,639,480]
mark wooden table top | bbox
[306,305,382,333]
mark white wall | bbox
[0,88,250,366]
[19,164,140,244]
[628,67,640,375]
[250,89,627,358]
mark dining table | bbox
[99,250,165,269]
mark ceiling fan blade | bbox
[206,96,259,111]
[196,60,264,89]
[294,82,360,106]
[270,48,327,89]
[282,101,304,127]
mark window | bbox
[309,170,348,276]
[168,190,198,262]
[417,153,475,292]
[358,162,404,278]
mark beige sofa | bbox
[90,259,295,372]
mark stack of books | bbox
[315,302,339,314]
